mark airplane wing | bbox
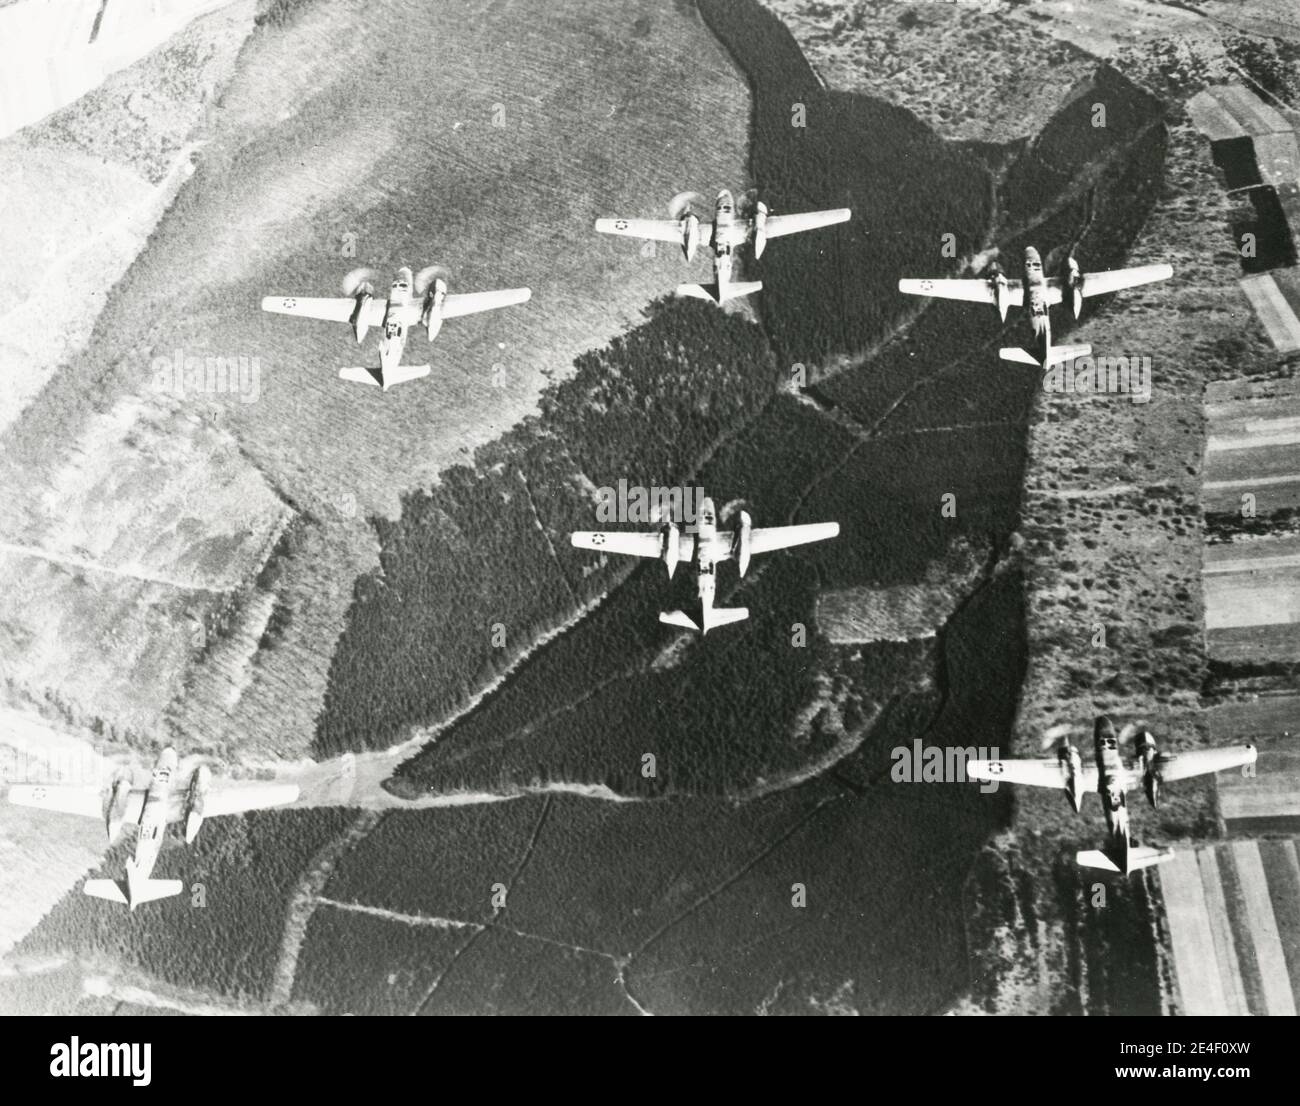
[571,530,697,561]
[967,758,1099,791]
[195,782,300,820]
[762,208,851,239]
[1073,263,1173,298]
[595,218,704,244]
[260,295,377,324]
[747,522,840,557]
[441,288,532,320]
[898,278,1025,307]
[5,783,108,820]
[1152,744,1256,783]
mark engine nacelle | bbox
[752,202,769,259]
[350,290,373,344]
[661,521,680,579]
[420,278,448,338]
[1057,742,1084,813]
[990,271,1009,322]
[736,510,753,577]
[184,764,211,845]
[681,213,700,262]
[1065,256,1083,319]
[104,776,131,844]
[1135,730,1159,808]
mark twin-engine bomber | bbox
[6,748,299,909]
[967,717,1256,875]
[261,265,531,391]
[597,188,851,303]
[571,495,839,634]
[899,247,1172,367]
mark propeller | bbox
[736,188,761,218]
[649,497,691,527]
[1042,243,1071,278]
[1041,721,1080,750]
[1117,721,1149,747]
[414,265,451,296]
[718,498,749,523]
[668,191,708,220]
[341,267,380,297]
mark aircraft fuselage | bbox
[710,190,738,297]
[1021,246,1052,361]
[377,267,414,377]
[132,747,177,882]
[692,495,722,616]
[1092,715,1133,862]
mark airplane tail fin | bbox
[1076,845,1173,875]
[339,364,431,391]
[676,281,762,303]
[1046,343,1092,366]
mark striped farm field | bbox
[1160,837,1300,1015]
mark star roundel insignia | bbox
[591,533,606,545]
[919,279,934,292]
[283,297,297,309]
[32,786,46,800]
[987,762,1004,775]
[614,220,628,231]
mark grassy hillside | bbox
[0,0,758,761]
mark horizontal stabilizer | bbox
[1046,343,1092,366]
[1076,849,1120,873]
[339,364,431,391]
[83,879,129,905]
[676,281,762,303]
[998,346,1041,366]
[1127,846,1175,871]
[705,606,749,631]
[86,864,185,908]
[659,609,700,631]
[1076,846,1173,874]
[130,878,184,905]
